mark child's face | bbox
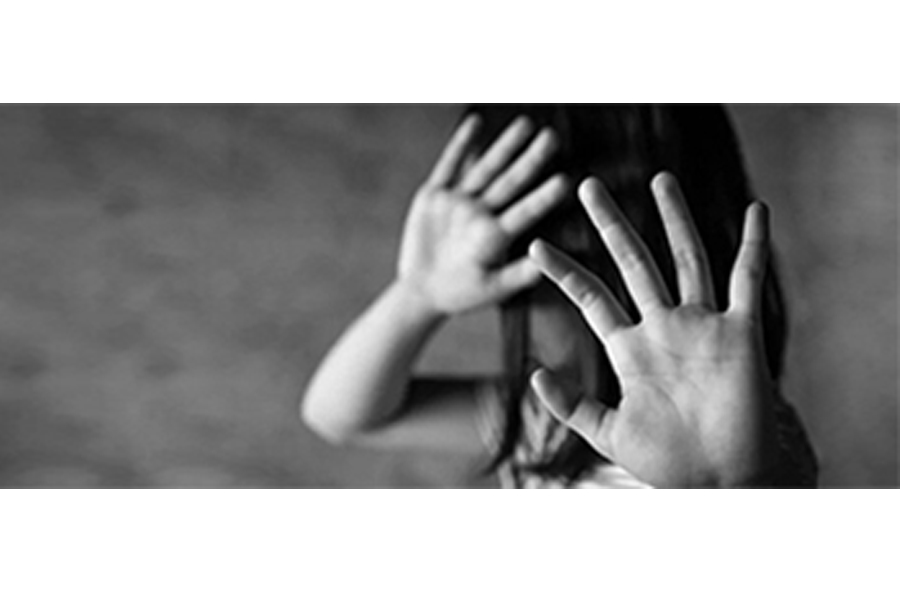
[528,280,600,395]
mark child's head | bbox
[465,105,787,480]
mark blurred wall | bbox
[731,105,897,487]
[0,105,895,488]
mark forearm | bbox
[301,279,446,442]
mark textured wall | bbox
[0,105,895,488]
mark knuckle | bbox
[562,274,598,310]
[737,249,767,279]
[616,246,644,272]
[742,264,764,282]
[673,247,704,273]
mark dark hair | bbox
[465,104,788,482]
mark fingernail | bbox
[651,172,667,194]
[654,171,678,194]
[577,178,595,199]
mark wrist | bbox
[388,277,449,325]
[712,445,780,489]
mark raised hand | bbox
[529,173,779,488]
[396,114,568,316]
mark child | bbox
[302,105,817,488]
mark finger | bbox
[458,116,534,196]
[728,202,769,320]
[651,172,715,307]
[531,367,617,460]
[459,153,478,182]
[529,239,632,337]
[481,128,559,209]
[490,255,543,298]
[579,178,673,313]
[426,114,481,188]
[496,174,568,237]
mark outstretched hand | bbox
[396,115,568,316]
[529,174,779,488]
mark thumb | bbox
[530,367,617,460]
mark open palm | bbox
[397,115,567,315]
[529,174,778,488]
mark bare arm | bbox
[332,377,497,454]
[301,114,566,453]
[301,279,442,443]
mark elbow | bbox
[300,395,360,447]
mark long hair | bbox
[465,105,789,482]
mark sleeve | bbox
[768,394,819,488]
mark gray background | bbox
[0,105,895,488]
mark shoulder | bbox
[770,393,819,488]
